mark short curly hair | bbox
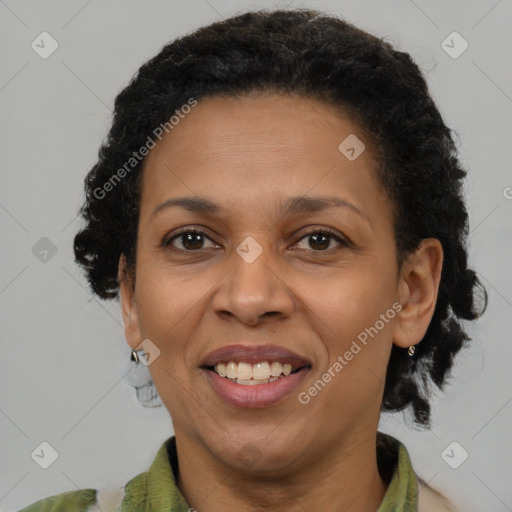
[74,8,487,426]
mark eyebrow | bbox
[150,195,370,223]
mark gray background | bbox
[1,0,511,510]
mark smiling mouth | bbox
[204,361,311,385]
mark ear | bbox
[118,253,142,351]
[393,238,443,349]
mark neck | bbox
[174,428,389,512]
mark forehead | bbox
[139,93,387,223]
[144,92,375,165]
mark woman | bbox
[18,8,486,512]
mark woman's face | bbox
[119,92,420,472]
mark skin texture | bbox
[118,92,443,511]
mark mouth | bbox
[200,344,312,407]
[204,360,309,385]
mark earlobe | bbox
[393,239,443,350]
[118,254,142,351]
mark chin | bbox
[209,429,305,474]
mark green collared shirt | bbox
[18,432,418,511]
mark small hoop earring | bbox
[408,345,416,356]
[131,350,140,364]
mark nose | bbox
[211,239,294,326]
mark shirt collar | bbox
[123,432,418,511]
[376,432,419,511]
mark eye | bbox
[162,227,349,253]
[290,228,349,252]
[163,228,218,251]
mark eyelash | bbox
[162,226,350,253]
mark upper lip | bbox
[200,344,312,368]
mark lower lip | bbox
[204,367,310,408]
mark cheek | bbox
[295,277,396,437]
[316,265,395,336]
[310,264,397,390]
[134,261,225,365]
[134,265,196,350]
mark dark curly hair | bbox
[73,8,487,426]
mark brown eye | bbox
[164,229,217,251]
[292,229,349,252]
[163,227,348,253]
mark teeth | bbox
[213,361,301,381]
[217,363,226,377]
[236,376,280,385]
[226,361,237,379]
[237,362,253,380]
[236,379,259,385]
[253,362,271,380]
[270,362,283,377]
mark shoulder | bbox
[16,489,97,512]
[417,477,456,512]
[16,487,125,512]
